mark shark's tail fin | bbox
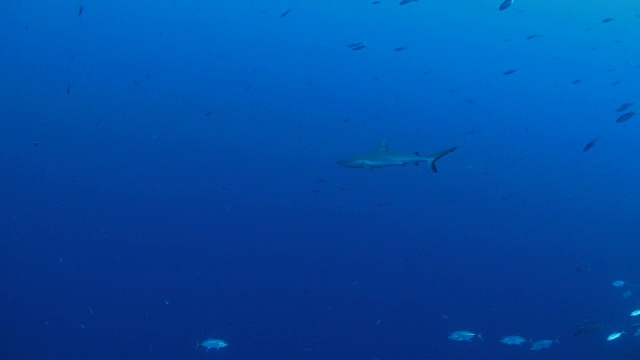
[426,146,457,173]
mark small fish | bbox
[616,112,635,123]
[530,338,559,350]
[372,0,381,4]
[615,102,633,112]
[205,110,213,117]
[503,69,517,75]
[525,34,542,40]
[602,17,614,23]
[399,0,418,5]
[575,263,591,272]
[498,0,513,11]
[351,45,366,51]
[198,338,228,351]
[582,138,598,152]
[607,331,624,341]
[571,79,582,84]
[33,141,40,147]
[500,193,513,201]
[500,335,527,346]
[66,82,71,95]
[78,4,83,16]
[394,46,407,52]
[347,41,365,49]
[612,280,625,287]
[448,330,482,342]
[574,320,604,336]
[280,8,291,17]
[631,309,640,317]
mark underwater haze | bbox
[2,0,640,359]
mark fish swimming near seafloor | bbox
[337,139,456,172]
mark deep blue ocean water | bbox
[2,1,640,359]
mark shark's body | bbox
[337,139,456,173]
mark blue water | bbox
[2,1,640,359]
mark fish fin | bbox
[375,139,390,152]
[426,146,457,173]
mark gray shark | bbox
[337,139,456,173]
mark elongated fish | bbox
[198,338,228,351]
[582,138,598,152]
[615,102,633,112]
[616,112,635,123]
[337,139,456,173]
[499,0,513,11]
[448,330,482,342]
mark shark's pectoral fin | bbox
[426,146,457,173]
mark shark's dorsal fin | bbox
[375,139,390,152]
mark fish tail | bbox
[426,146,457,173]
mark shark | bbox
[337,139,456,173]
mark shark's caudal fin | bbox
[426,146,457,173]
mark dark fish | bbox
[33,141,40,147]
[503,69,517,75]
[611,80,620,87]
[574,320,605,336]
[372,0,381,4]
[78,4,83,16]
[615,102,633,112]
[351,45,366,51]
[616,112,635,123]
[575,263,591,272]
[399,0,417,5]
[498,0,513,11]
[525,34,541,40]
[394,46,407,52]
[347,41,364,48]
[582,138,598,152]
[602,17,614,23]
[571,79,582,84]
[66,82,71,95]
[205,110,213,117]
[280,8,290,17]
